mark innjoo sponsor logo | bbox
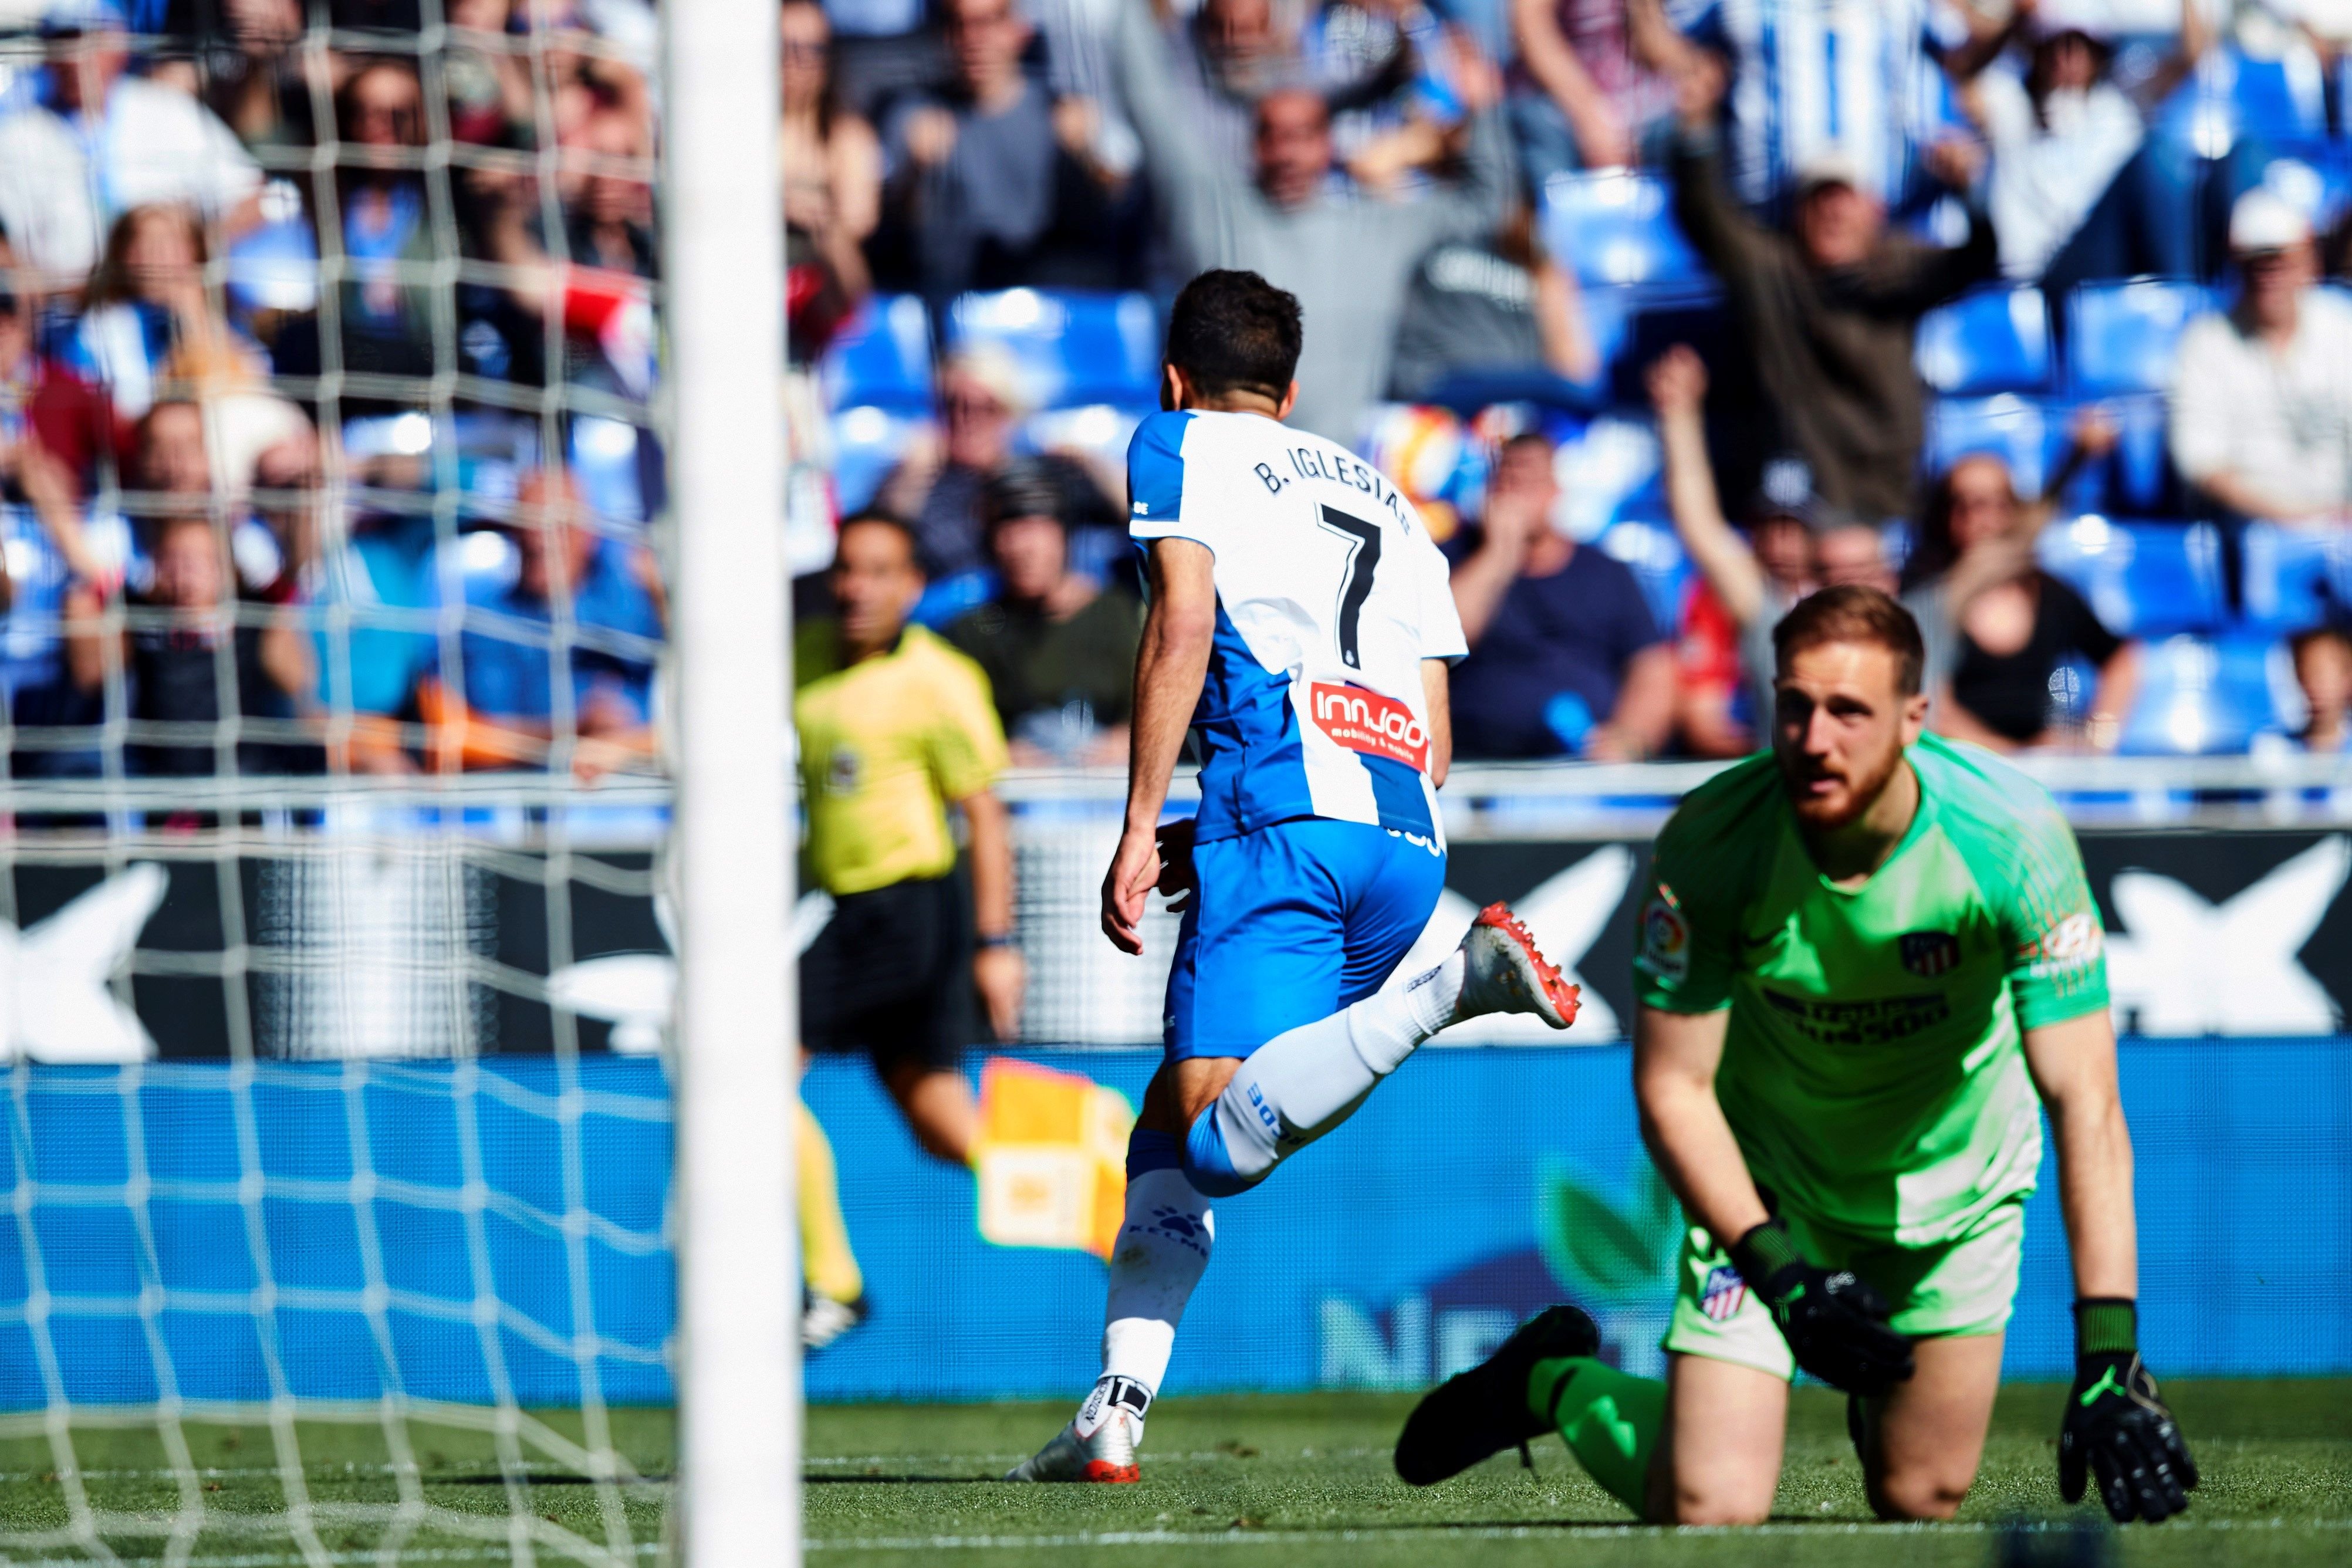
[1310,681,1428,771]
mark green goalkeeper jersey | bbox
[1633,735,2109,1247]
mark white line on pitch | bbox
[805,1517,2352,1552]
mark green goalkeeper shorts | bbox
[1660,1199,2025,1381]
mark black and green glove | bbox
[1730,1218,1915,1397]
[2060,1299,2196,1523]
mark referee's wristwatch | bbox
[975,933,1018,950]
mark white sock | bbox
[1205,993,1442,1185]
[1083,1169,1214,1436]
[1348,949,1470,1071]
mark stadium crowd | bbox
[6,0,2352,784]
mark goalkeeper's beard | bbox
[1777,725,1906,832]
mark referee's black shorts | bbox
[799,872,975,1076]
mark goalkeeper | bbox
[1397,586,2195,1526]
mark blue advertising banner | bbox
[2,1040,2346,1409]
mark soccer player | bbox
[1395,587,2197,1526]
[793,511,1027,1341]
[1006,270,1583,1484]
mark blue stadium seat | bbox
[2036,516,2225,638]
[819,294,934,413]
[1925,394,2061,498]
[2219,50,2329,142]
[1023,404,1143,485]
[1540,171,1710,290]
[2065,279,2215,398]
[910,569,996,630]
[2119,633,2286,755]
[1915,287,2051,396]
[946,289,1160,410]
[2239,522,2352,633]
[1597,518,1691,635]
[829,404,924,515]
[1613,295,1732,405]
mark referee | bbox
[795,510,1026,1164]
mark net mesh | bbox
[0,0,675,1557]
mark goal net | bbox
[0,0,792,1559]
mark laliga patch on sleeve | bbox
[2026,910,2103,976]
[1639,893,1689,983]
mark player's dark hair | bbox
[982,459,1067,531]
[834,508,924,572]
[1773,585,1924,697]
[1164,270,1303,402]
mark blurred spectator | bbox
[784,0,882,360]
[1651,346,1810,756]
[465,120,660,398]
[1164,0,1308,177]
[1507,0,1693,184]
[1908,450,2139,754]
[0,1,262,282]
[944,461,1141,766]
[192,0,316,151]
[1670,63,1997,523]
[63,512,317,778]
[1111,0,1512,442]
[877,0,1128,299]
[560,111,656,278]
[357,471,664,778]
[272,58,440,388]
[2287,620,2352,753]
[874,344,1119,580]
[1445,431,1675,758]
[0,238,119,492]
[529,0,656,153]
[1305,0,1474,195]
[1943,0,2209,289]
[2170,191,2352,527]
[64,205,265,419]
[444,0,539,147]
[1679,0,1941,214]
[1649,344,1911,755]
[1387,202,1598,401]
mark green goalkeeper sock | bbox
[1526,1356,1664,1518]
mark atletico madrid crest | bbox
[1900,930,1960,977]
[1699,1264,1747,1322]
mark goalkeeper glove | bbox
[1730,1218,1915,1397]
[2060,1299,2196,1524]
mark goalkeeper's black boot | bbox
[1394,1305,1600,1485]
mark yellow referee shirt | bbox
[795,621,1011,897]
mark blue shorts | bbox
[1163,817,1447,1062]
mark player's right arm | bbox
[1102,536,1215,955]
[1633,1005,1770,1246]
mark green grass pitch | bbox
[0,1381,2343,1564]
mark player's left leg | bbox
[1853,1332,2005,1520]
[1840,1198,2028,1520]
[1182,824,1578,1197]
[795,1100,869,1350]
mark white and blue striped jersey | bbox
[1127,409,1466,847]
[1686,0,1956,211]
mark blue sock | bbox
[1126,1127,1181,1178]
[1177,1009,1384,1199]
[1180,1109,1254,1198]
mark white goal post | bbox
[665,0,802,1562]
